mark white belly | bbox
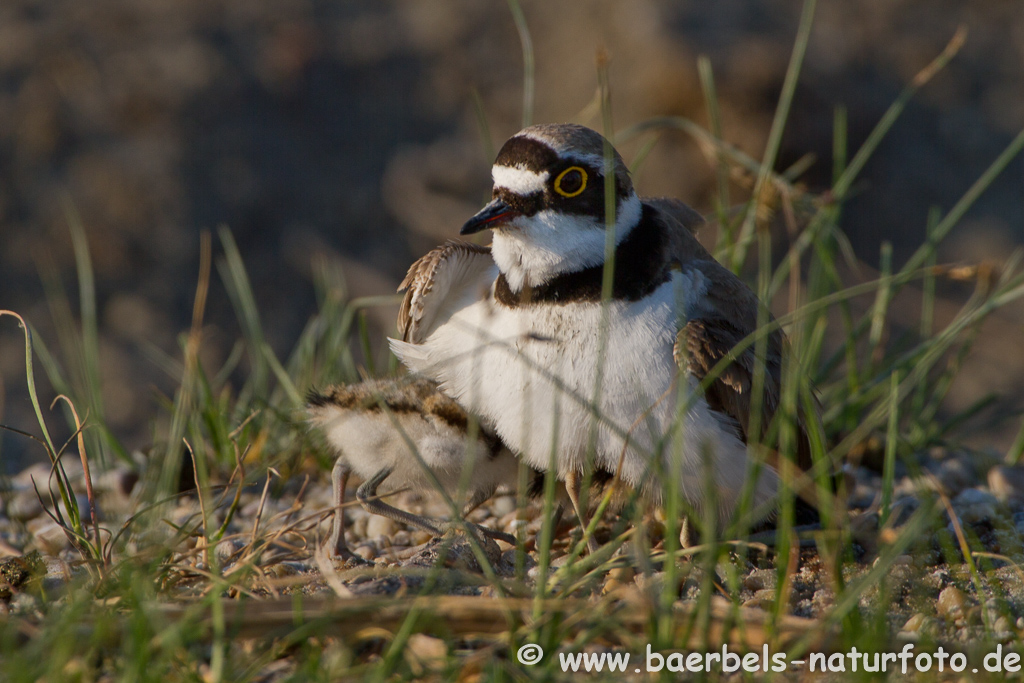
[390,273,779,523]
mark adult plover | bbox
[308,376,518,560]
[390,123,823,551]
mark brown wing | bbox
[674,317,782,447]
[397,240,495,343]
[642,196,704,236]
[674,316,825,505]
[648,197,812,463]
[674,316,826,510]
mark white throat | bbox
[491,193,642,291]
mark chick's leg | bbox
[356,466,442,535]
[566,470,599,554]
[329,459,356,559]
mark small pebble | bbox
[936,458,974,496]
[498,511,519,531]
[25,519,71,555]
[751,589,776,609]
[6,492,43,521]
[352,515,368,539]
[13,461,82,488]
[365,516,395,540]
[902,613,928,632]
[988,466,1024,504]
[993,615,1013,633]
[490,495,516,518]
[888,497,919,526]
[215,538,246,564]
[41,558,73,593]
[952,488,998,525]
[355,545,376,561]
[937,586,967,619]
[848,483,878,510]
[97,466,140,498]
[743,569,776,592]
[265,562,301,578]
[404,634,447,676]
[608,566,635,584]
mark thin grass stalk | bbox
[766,28,968,304]
[217,226,269,404]
[627,133,661,177]
[505,0,534,129]
[184,439,211,571]
[916,322,985,438]
[697,55,732,238]
[21,323,73,409]
[470,89,496,164]
[34,251,83,396]
[831,273,1024,459]
[879,371,901,527]
[532,397,561,613]
[357,311,376,376]
[512,462,531,581]
[62,197,126,466]
[158,232,212,496]
[907,130,1024,280]
[730,0,817,272]
[1,312,58,458]
[772,288,813,637]
[263,344,303,408]
[835,27,966,202]
[732,219,775,539]
[934,484,992,628]
[1007,418,1024,465]
[658,403,685,649]
[575,47,619,547]
[52,394,104,566]
[831,105,848,214]
[911,208,942,420]
[868,241,893,371]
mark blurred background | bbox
[1,0,1023,473]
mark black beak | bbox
[460,199,517,235]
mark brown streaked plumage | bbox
[398,241,492,344]
[307,376,519,561]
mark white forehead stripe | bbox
[492,165,549,195]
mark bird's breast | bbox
[407,276,693,473]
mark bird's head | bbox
[461,123,642,291]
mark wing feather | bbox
[674,316,826,505]
[397,240,495,343]
[642,196,704,236]
[648,197,827,501]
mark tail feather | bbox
[388,336,430,372]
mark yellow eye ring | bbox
[553,166,587,198]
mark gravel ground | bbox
[6,443,1024,650]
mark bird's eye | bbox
[553,166,587,198]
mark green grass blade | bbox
[730,0,817,271]
[505,0,534,129]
